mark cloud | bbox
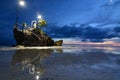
[45,23,120,42]
[104,37,120,43]
[113,26,120,33]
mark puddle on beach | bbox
[0,47,120,80]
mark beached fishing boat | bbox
[13,20,63,46]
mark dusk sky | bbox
[0,0,120,46]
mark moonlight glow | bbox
[19,0,25,6]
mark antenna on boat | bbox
[15,0,26,27]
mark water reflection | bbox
[45,49,120,68]
[11,49,54,80]
[8,48,120,80]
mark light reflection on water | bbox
[0,47,120,80]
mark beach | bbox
[0,46,120,80]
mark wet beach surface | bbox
[0,47,120,80]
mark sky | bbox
[0,0,120,46]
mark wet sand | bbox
[0,47,120,80]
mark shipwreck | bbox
[13,19,63,47]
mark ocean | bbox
[0,46,120,80]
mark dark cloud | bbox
[83,26,107,39]
[45,25,83,38]
[114,26,120,33]
[45,24,120,42]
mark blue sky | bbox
[0,0,120,45]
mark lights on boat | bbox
[37,15,42,20]
[36,75,40,80]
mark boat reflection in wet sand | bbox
[11,49,60,80]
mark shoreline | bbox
[0,45,120,51]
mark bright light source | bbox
[36,75,39,80]
[19,0,25,6]
[37,15,42,20]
